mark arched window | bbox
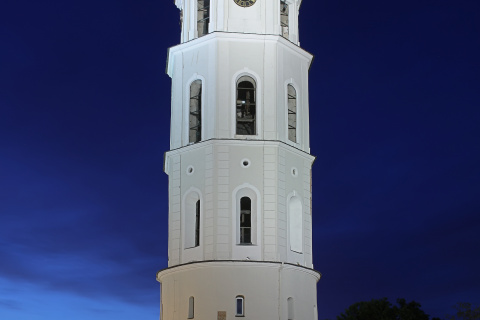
[280,0,289,39]
[289,196,303,253]
[188,296,194,319]
[185,192,201,249]
[239,197,252,244]
[287,297,294,320]
[236,76,256,135]
[234,186,260,248]
[236,296,245,316]
[197,0,210,37]
[287,84,297,142]
[189,80,202,143]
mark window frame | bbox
[287,297,294,320]
[195,200,200,247]
[188,296,195,319]
[280,0,290,39]
[288,193,303,253]
[196,0,210,38]
[287,84,297,143]
[189,79,202,144]
[284,80,301,146]
[232,70,262,139]
[183,189,202,249]
[239,197,252,244]
[235,76,257,136]
[235,296,245,317]
[184,75,205,146]
[232,184,262,249]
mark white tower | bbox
[157,0,320,319]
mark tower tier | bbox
[167,32,313,153]
[165,140,314,268]
[175,0,303,44]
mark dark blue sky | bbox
[1,0,479,319]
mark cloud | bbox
[0,167,168,306]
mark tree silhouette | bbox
[336,298,439,320]
[446,303,480,320]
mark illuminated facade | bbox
[156,0,320,319]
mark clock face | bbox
[234,0,257,8]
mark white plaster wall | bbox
[284,149,312,267]
[277,43,311,150]
[157,261,320,320]
[167,154,182,266]
[167,33,313,152]
[180,145,207,263]
[176,0,302,44]
[227,144,264,260]
[263,145,278,260]
[165,140,314,267]
[276,145,314,268]
[280,264,320,320]
[163,3,319,320]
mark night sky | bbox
[1,0,479,319]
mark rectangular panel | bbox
[218,311,226,320]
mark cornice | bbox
[156,260,321,281]
[164,138,316,174]
[167,32,313,77]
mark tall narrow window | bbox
[289,196,303,253]
[280,0,289,39]
[197,0,210,37]
[185,192,200,248]
[189,80,202,143]
[236,77,256,135]
[287,84,297,142]
[195,200,200,247]
[188,296,194,319]
[239,197,251,244]
[236,296,244,316]
[180,9,183,31]
[287,297,294,320]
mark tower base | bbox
[157,260,320,320]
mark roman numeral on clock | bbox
[234,0,256,7]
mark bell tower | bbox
[157,0,320,319]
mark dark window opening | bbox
[189,80,202,143]
[180,10,183,31]
[195,200,200,247]
[236,78,256,135]
[188,296,194,319]
[236,296,244,316]
[197,0,210,37]
[287,84,297,142]
[280,0,289,39]
[240,197,252,244]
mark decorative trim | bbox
[167,32,314,77]
[232,183,262,246]
[156,260,321,280]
